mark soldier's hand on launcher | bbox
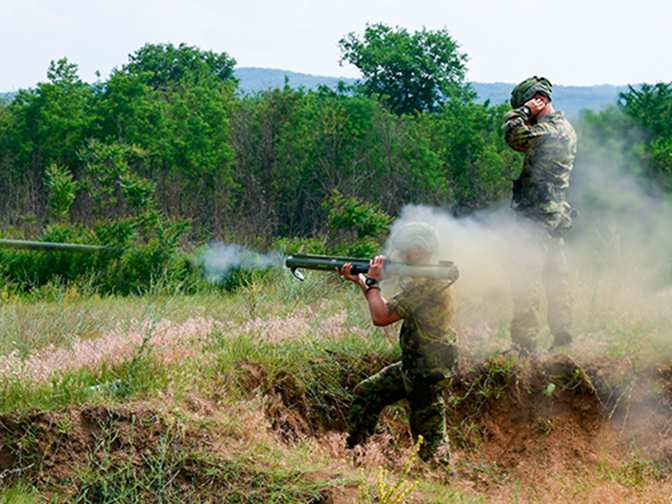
[368,255,389,281]
[336,263,364,284]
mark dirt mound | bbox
[449,354,604,482]
[0,402,336,502]
[2,353,672,500]
[239,351,672,481]
[0,405,167,484]
[233,353,395,439]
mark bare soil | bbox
[2,352,672,502]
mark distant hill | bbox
[471,82,631,119]
[234,67,632,119]
[0,70,632,120]
[235,67,357,94]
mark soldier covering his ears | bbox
[337,222,457,465]
[502,76,578,353]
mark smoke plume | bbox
[199,242,283,282]
[385,123,672,355]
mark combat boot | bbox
[504,340,537,358]
[550,331,572,350]
[427,442,455,477]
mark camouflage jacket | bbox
[386,275,456,376]
[502,109,577,235]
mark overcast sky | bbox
[1,0,671,92]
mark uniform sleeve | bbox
[502,109,548,152]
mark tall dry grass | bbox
[2,255,672,502]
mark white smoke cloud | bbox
[384,130,672,354]
[386,203,518,350]
[389,202,513,297]
[199,242,283,282]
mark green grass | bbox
[2,259,672,502]
[0,482,39,504]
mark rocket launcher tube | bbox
[0,239,121,254]
[285,253,459,282]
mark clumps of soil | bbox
[0,405,168,489]
[448,354,604,482]
[235,351,672,482]
[3,353,672,500]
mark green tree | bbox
[44,164,80,223]
[231,84,309,242]
[93,70,168,149]
[122,42,237,90]
[9,59,94,171]
[302,86,379,203]
[323,190,392,257]
[0,58,95,223]
[436,100,517,213]
[95,43,238,237]
[650,136,672,186]
[619,82,672,137]
[78,139,155,220]
[0,39,545,247]
[618,82,672,188]
[574,106,644,178]
[338,23,468,115]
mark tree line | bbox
[0,25,670,251]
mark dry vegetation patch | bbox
[4,312,672,501]
[3,349,672,502]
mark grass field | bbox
[3,233,672,503]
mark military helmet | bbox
[390,222,440,256]
[510,76,553,108]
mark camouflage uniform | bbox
[502,104,577,350]
[346,272,457,461]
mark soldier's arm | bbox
[361,255,400,326]
[502,107,549,151]
[366,290,402,326]
[502,109,533,150]
[337,261,401,327]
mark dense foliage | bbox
[0,37,517,242]
[0,32,671,294]
[338,23,469,115]
[618,83,672,190]
[573,81,672,202]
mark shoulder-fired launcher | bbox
[0,239,121,254]
[285,253,459,282]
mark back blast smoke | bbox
[387,138,672,356]
[199,242,283,283]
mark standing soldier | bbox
[502,76,578,354]
[337,222,457,466]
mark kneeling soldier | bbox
[337,222,457,466]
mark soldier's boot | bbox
[425,442,455,477]
[345,431,364,450]
[550,331,572,350]
[505,338,537,357]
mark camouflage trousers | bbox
[346,361,449,461]
[510,222,572,350]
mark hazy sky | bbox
[2,0,671,91]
